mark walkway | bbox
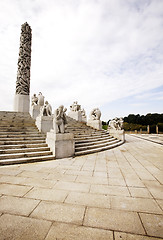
[0,135,163,239]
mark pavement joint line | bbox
[28,199,41,217]
[137,212,147,235]
[130,134,163,145]
[81,206,87,226]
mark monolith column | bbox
[14,22,32,112]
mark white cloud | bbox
[0,0,163,120]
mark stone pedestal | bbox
[109,129,125,142]
[81,116,87,123]
[36,115,53,133]
[46,131,75,158]
[87,120,102,130]
[68,111,82,122]
[14,94,30,112]
[31,105,41,119]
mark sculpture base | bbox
[109,129,125,142]
[87,120,102,130]
[46,131,75,158]
[81,116,87,123]
[68,111,82,122]
[14,94,30,113]
[31,105,41,119]
[36,115,53,133]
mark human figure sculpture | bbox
[90,108,101,120]
[41,101,52,116]
[81,108,86,117]
[53,105,67,133]
[38,92,44,107]
[109,117,124,130]
[70,101,81,112]
[31,94,38,106]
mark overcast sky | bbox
[0,0,163,120]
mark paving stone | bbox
[45,222,113,240]
[109,177,126,186]
[17,170,49,179]
[90,184,130,197]
[0,168,22,176]
[0,214,51,240]
[65,169,93,176]
[25,187,68,202]
[125,178,145,187]
[93,171,108,177]
[46,173,77,181]
[31,201,85,224]
[111,196,162,214]
[146,185,163,200]
[0,175,56,188]
[83,207,145,234]
[0,195,40,216]
[54,181,90,193]
[140,213,163,238]
[65,192,110,208]
[114,232,159,240]
[76,175,108,185]
[129,187,153,198]
[156,199,163,211]
[0,183,32,197]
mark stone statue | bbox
[31,94,38,106]
[70,101,81,112]
[90,108,101,120]
[53,105,67,133]
[37,92,44,107]
[81,108,86,117]
[16,22,32,95]
[40,101,52,116]
[109,117,124,130]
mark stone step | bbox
[0,139,46,145]
[0,132,43,136]
[75,135,112,142]
[75,141,123,156]
[75,139,120,152]
[75,137,117,147]
[0,146,50,154]
[0,128,38,132]
[0,155,55,166]
[73,132,109,138]
[0,143,48,150]
[0,150,52,160]
[0,136,45,141]
[0,133,46,138]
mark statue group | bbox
[109,117,123,130]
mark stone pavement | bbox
[0,134,163,240]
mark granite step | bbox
[0,155,55,165]
[75,141,123,156]
[0,136,46,141]
[0,143,48,150]
[0,150,52,160]
[75,137,117,147]
[0,146,50,154]
[0,139,46,145]
[75,139,120,152]
[74,135,112,142]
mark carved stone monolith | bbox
[14,22,32,112]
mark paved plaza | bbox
[0,134,163,239]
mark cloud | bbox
[0,0,163,120]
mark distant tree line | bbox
[124,113,163,125]
[102,113,163,132]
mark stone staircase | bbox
[0,111,55,165]
[66,117,124,156]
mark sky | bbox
[0,0,163,121]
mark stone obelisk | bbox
[14,22,32,112]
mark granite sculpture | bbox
[68,101,82,121]
[40,101,52,116]
[16,22,32,95]
[53,105,67,133]
[14,22,32,112]
[109,117,124,130]
[38,92,45,107]
[90,108,101,120]
[70,101,81,112]
[31,94,38,106]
